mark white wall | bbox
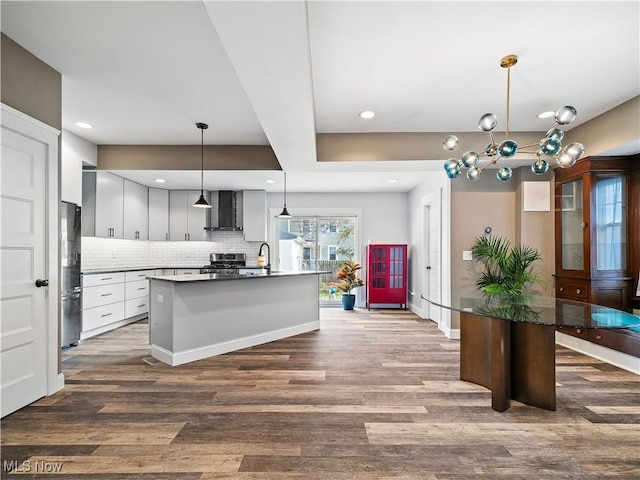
[266,191,409,306]
[61,130,96,205]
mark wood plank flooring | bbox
[2,308,639,478]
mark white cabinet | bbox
[243,190,267,242]
[149,188,169,241]
[81,269,153,339]
[81,273,126,337]
[162,268,199,275]
[124,270,152,318]
[83,172,149,240]
[82,171,124,238]
[169,190,209,241]
[124,179,148,240]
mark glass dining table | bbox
[422,290,640,412]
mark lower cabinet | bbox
[81,269,153,340]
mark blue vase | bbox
[342,294,356,310]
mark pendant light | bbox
[193,122,211,208]
[278,171,292,218]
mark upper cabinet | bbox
[82,172,148,240]
[149,188,169,241]
[82,171,124,238]
[243,190,267,242]
[169,190,209,241]
[123,179,148,240]
[554,156,634,310]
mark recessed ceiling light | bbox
[265,179,275,184]
[75,121,93,129]
[155,178,166,183]
[359,110,375,119]
[388,179,399,183]
[537,111,555,119]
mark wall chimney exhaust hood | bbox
[207,190,242,231]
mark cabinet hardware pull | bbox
[184,233,187,241]
[595,335,602,340]
[137,287,146,290]
[576,289,581,294]
[188,233,191,241]
[576,329,582,334]
[138,304,146,308]
[100,293,112,297]
[165,233,168,241]
[559,287,564,291]
[100,313,112,318]
[101,277,113,280]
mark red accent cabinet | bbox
[366,244,408,310]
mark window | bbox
[328,246,337,261]
[303,247,311,261]
[329,221,337,233]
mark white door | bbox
[1,126,48,417]
[423,190,442,325]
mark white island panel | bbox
[149,273,321,366]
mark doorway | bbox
[277,216,357,306]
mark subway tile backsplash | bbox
[82,231,264,271]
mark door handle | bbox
[426,266,432,270]
[35,279,49,288]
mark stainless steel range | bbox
[200,253,246,274]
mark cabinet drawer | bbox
[82,272,125,288]
[556,326,589,341]
[125,297,149,318]
[83,283,125,309]
[125,270,153,282]
[83,302,125,331]
[556,278,590,301]
[125,279,149,299]
[588,329,640,357]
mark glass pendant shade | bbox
[461,151,479,168]
[478,113,498,132]
[497,139,518,158]
[496,166,513,181]
[441,55,585,182]
[531,159,550,175]
[443,135,459,150]
[466,166,481,181]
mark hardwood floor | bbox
[2,308,639,478]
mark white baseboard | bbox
[151,321,321,366]
[49,373,65,395]
[440,325,460,340]
[556,332,640,375]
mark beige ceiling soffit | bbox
[97,145,281,171]
[316,132,544,162]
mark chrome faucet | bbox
[258,242,271,273]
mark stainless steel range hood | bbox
[208,190,242,231]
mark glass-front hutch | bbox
[554,155,639,357]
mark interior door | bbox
[423,190,442,324]
[1,126,48,417]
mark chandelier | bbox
[443,54,585,181]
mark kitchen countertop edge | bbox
[147,271,332,283]
[82,265,268,275]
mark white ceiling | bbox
[2,1,638,193]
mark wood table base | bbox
[460,312,556,412]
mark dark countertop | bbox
[82,265,268,275]
[147,271,331,283]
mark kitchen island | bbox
[147,271,325,366]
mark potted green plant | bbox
[337,260,364,310]
[471,235,545,295]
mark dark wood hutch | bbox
[554,155,639,357]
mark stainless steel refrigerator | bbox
[61,201,82,347]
